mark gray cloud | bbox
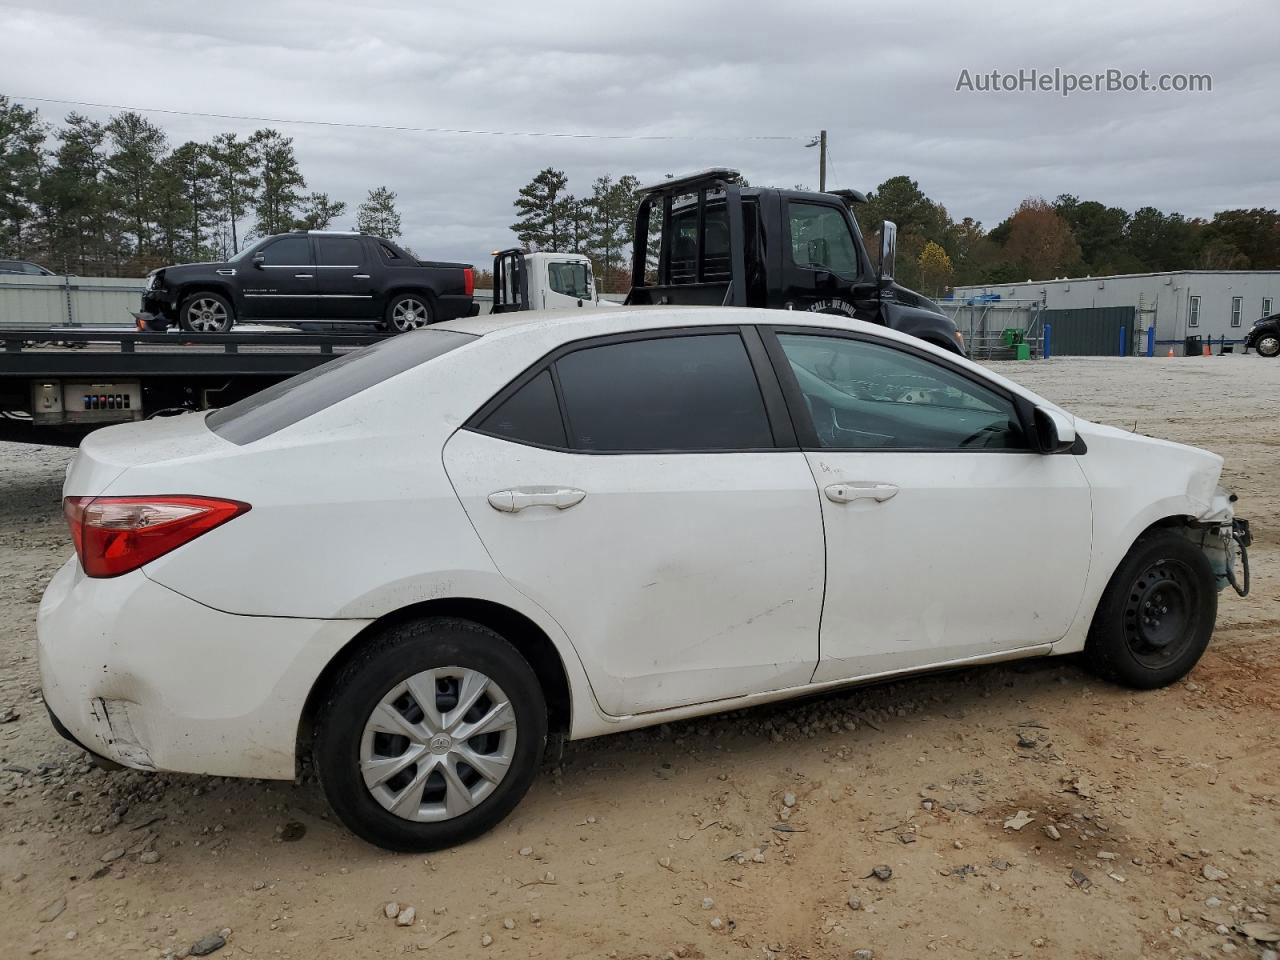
[3,0,1276,267]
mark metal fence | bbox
[937,298,1046,359]
[1040,306,1136,357]
[0,274,146,329]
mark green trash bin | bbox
[1013,342,1031,360]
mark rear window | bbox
[207,330,476,445]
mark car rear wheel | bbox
[385,293,433,333]
[313,617,547,851]
[1083,529,1217,689]
[178,292,234,333]
[1256,334,1280,357]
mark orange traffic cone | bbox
[1167,347,1175,357]
[1203,343,1212,356]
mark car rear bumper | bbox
[37,558,370,780]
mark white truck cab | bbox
[490,249,616,314]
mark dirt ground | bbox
[1,355,1277,960]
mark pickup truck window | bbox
[317,237,364,266]
[261,236,311,266]
[548,261,589,299]
[788,203,858,279]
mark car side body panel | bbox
[1051,419,1225,654]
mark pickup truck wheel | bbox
[385,294,433,334]
[1256,334,1280,357]
[313,617,547,852]
[1083,530,1216,689]
[178,292,234,333]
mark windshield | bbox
[226,244,260,264]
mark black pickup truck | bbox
[141,231,477,333]
[626,169,965,353]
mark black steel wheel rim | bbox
[1122,558,1199,668]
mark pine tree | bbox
[169,141,218,261]
[104,111,167,260]
[249,129,306,237]
[297,192,347,230]
[356,186,402,239]
[585,174,640,291]
[511,168,569,250]
[0,96,47,258]
[207,132,255,254]
[39,113,111,273]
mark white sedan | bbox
[38,308,1248,850]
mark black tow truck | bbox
[625,169,965,353]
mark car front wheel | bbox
[178,292,234,333]
[385,293,433,333]
[313,618,547,851]
[1256,333,1280,357]
[1083,529,1217,689]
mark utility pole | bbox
[805,130,828,191]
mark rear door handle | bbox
[825,482,899,503]
[488,486,586,513]
[294,273,313,278]
[353,274,370,279]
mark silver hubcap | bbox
[391,298,429,331]
[188,298,228,332]
[1259,335,1280,356]
[360,667,517,823]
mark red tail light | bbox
[64,496,251,578]
[463,267,474,297]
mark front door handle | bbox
[488,486,586,513]
[825,482,899,503]
[294,273,313,278]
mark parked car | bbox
[1244,313,1280,357]
[0,259,55,276]
[39,308,1249,851]
[140,230,478,333]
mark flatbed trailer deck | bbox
[1,326,386,445]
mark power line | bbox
[7,94,804,143]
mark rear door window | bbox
[208,330,476,445]
[476,370,566,447]
[553,333,773,452]
[316,237,364,267]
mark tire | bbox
[313,617,547,851]
[178,292,234,333]
[384,293,434,333]
[1256,334,1280,358]
[1083,529,1217,689]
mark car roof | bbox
[435,305,888,341]
[431,306,1063,415]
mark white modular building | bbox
[952,271,1280,347]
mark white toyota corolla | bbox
[39,309,1249,850]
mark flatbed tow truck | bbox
[1,168,963,447]
[0,325,385,445]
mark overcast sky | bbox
[2,0,1277,267]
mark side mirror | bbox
[878,220,897,286]
[1034,406,1076,454]
[252,252,266,269]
